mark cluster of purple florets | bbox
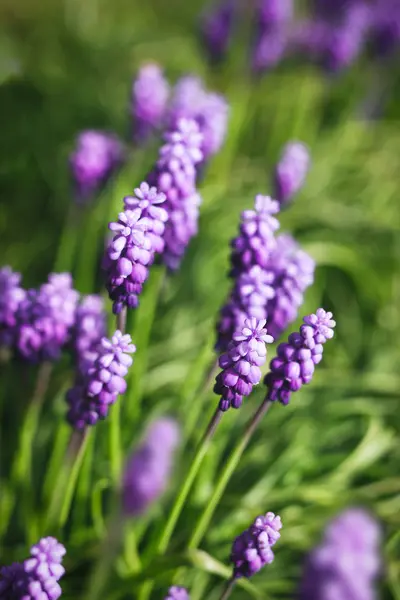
[265,308,336,405]
[0,537,66,600]
[131,63,170,142]
[201,0,400,73]
[66,330,136,430]
[231,511,282,578]
[103,182,168,313]
[163,586,190,600]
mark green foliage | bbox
[0,0,400,598]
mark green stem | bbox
[87,513,124,600]
[219,577,236,600]
[188,399,273,550]
[109,308,127,484]
[11,361,53,487]
[157,407,223,553]
[54,204,80,273]
[124,525,142,573]
[58,429,91,529]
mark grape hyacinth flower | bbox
[215,318,273,411]
[216,265,275,353]
[265,234,315,340]
[168,76,229,161]
[369,0,400,57]
[147,119,204,270]
[122,418,180,516]
[103,182,168,313]
[251,0,293,73]
[0,266,25,348]
[70,294,107,375]
[0,537,66,600]
[131,63,170,142]
[231,512,282,578]
[66,331,136,430]
[299,508,381,600]
[200,0,237,63]
[163,586,190,600]
[273,142,310,207]
[265,308,335,405]
[230,194,280,276]
[70,130,124,202]
[14,273,79,363]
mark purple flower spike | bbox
[231,511,282,579]
[164,586,190,600]
[70,295,107,375]
[70,130,124,203]
[168,76,229,161]
[0,266,26,348]
[122,418,180,517]
[131,63,170,142]
[66,330,136,430]
[274,141,310,206]
[258,0,293,27]
[265,234,315,340]
[147,118,204,270]
[230,194,280,275]
[200,0,237,63]
[265,308,335,405]
[299,508,381,600]
[215,318,273,411]
[0,537,67,600]
[251,0,293,73]
[370,0,400,57]
[103,182,168,313]
[14,273,79,363]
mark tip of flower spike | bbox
[233,318,274,345]
[254,194,280,215]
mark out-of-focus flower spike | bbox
[131,63,170,142]
[273,141,311,207]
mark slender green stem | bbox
[54,204,80,273]
[58,429,91,528]
[124,525,142,573]
[116,307,127,334]
[87,513,124,600]
[188,399,273,550]
[11,361,53,486]
[219,576,236,600]
[109,308,127,484]
[157,407,223,554]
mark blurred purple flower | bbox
[265,308,335,405]
[70,294,107,375]
[200,0,237,62]
[70,130,124,203]
[131,63,170,142]
[122,418,180,516]
[251,0,293,72]
[215,317,273,411]
[265,234,315,340]
[163,586,189,600]
[274,141,310,206]
[14,273,79,363]
[231,511,282,578]
[103,182,168,313]
[147,118,203,270]
[299,508,381,600]
[369,0,400,57]
[168,76,229,161]
[0,266,26,348]
[66,330,136,430]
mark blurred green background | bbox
[1,0,400,598]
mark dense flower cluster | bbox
[273,142,310,206]
[103,182,168,313]
[163,587,189,600]
[147,119,203,270]
[168,76,229,161]
[265,308,335,405]
[299,508,381,600]
[131,63,170,142]
[70,294,107,375]
[200,0,237,63]
[0,537,66,600]
[14,273,79,363]
[231,512,282,579]
[265,234,315,340]
[69,130,123,202]
[66,330,136,429]
[122,418,180,516]
[0,267,25,348]
[215,318,273,411]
